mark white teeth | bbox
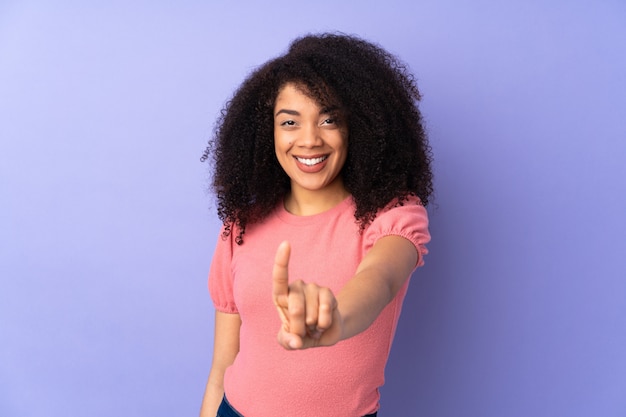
[295,156,328,166]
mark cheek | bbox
[274,133,293,151]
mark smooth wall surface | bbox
[1,1,625,416]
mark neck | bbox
[284,181,350,216]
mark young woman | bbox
[200,33,433,417]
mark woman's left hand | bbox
[272,241,342,349]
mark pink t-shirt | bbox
[209,195,430,417]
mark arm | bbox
[336,234,418,339]
[272,235,417,349]
[199,311,241,417]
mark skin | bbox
[199,82,418,416]
[272,236,417,350]
[199,311,240,417]
[273,83,350,216]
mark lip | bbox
[293,153,327,159]
[293,154,329,173]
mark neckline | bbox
[276,195,353,225]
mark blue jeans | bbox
[217,395,378,417]
[216,395,243,417]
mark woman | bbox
[200,33,433,417]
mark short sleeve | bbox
[363,196,431,268]
[208,224,239,313]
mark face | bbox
[274,83,349,198]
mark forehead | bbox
[274,83,321,109]
[274,82,342,114]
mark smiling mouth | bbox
[294,155,328,166]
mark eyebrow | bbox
[274,109,300,117]
[274,106,339,118]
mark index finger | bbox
[272,241,291,302]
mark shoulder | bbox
[363,195,431,266]
[372,195,429,229]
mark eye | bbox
[280,120,296,126]
[321,118,336,125]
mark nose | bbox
[298,125,323,148]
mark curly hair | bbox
[202,33,433,244]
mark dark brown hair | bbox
[202,33,433,244]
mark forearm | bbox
[199,371,225,417]
[336,268,397,341]
[272,236,417,349]
[336,235,417,341]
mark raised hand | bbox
[272,241,342,349]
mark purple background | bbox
[1,1,625,416]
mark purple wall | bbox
[1,1,624,416]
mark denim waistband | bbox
[217,395,378,417]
